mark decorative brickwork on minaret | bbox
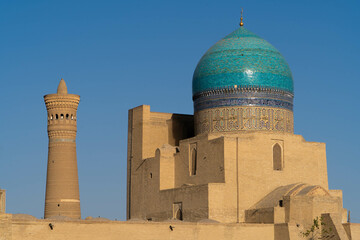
[43,79,81,219]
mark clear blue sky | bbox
[0,0,359,221]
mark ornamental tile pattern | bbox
[192,27,294,95]
[193,87,293,112]
[195,106,294,134]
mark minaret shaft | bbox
[44,79,81,219]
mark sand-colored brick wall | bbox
[232,132,328,221]
[0,214,12,240]
[127,106,344,226]
[127,105,193,220]
[8,217,275,240]
[5,215,348,240]
[175,135,226,187]
[0,190,6,214]
[343,223,360,240]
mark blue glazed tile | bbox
[192,27,294,96]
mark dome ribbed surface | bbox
[192,27,293,96]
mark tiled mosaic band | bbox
[193,86,293,112]
[195,106,294,134]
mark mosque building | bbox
[0,16,359,240]
[127,19,345,226]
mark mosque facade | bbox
[126,24,352,230]
[0,20,359,240]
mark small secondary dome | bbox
[192,27,293,97]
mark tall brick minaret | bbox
[44,79,81,219]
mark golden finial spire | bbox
[240,8,244,27]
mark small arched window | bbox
[50,115,53,120]
[191,148,197,176]
[175,208,183,221]
[60,114,64,119]
[55,114,59,120]
[173,202,183,221]
[273,143,282,171]
[71,114,74,120]
[66,114,69,119]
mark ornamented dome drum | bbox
[192,27,294,134]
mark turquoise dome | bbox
[192,27,294,97]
